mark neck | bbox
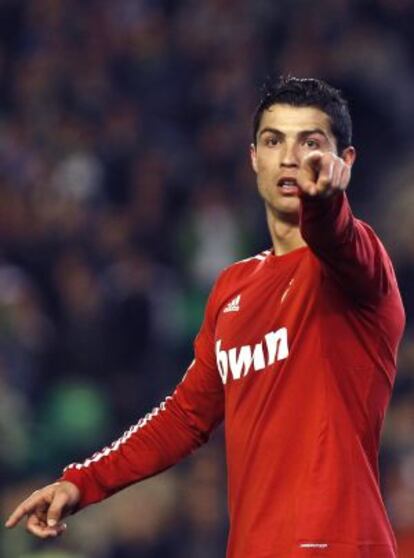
[265,206,307,256]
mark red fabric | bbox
[396,530,414,558]
[62,192,405,557]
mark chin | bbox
[275,198,301,214]
[261,191,300,219]
[265,199,300,224]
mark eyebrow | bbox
[259,127,330,140]
[299,128,329,140]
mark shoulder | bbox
[217,249,271,284]
[355,218,400,285]
[206,249,271,311]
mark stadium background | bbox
[0,1,413,556]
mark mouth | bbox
[277,177,300,196]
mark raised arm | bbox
[5,286,224,537]
[298,152,396,302]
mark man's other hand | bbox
[5,481,80,538]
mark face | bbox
[251,104,342,219]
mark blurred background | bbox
[0,0,413,556]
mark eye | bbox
[304,138,320,149]
[264,136,280,147]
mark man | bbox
[6,77,405,558]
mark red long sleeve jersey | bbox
[62,193,405,558]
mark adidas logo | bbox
[223,295,241,313]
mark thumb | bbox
[46,490,69,527]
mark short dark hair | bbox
[252,76,352,154]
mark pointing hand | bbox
[298,151,352,197]
[5,481,80,539]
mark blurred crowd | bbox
[0,0,413,557]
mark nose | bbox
[280,141,299,168]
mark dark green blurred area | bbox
[0,1,413,557]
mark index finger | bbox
[299,151,324,188]
[5,491,44,528]
[302,151,323,172]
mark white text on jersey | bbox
[215,327,289,384]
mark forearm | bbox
[300,192,393,300]
[61,366,224,510]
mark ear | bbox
[341,146,356,167]
[250,143,258,174]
